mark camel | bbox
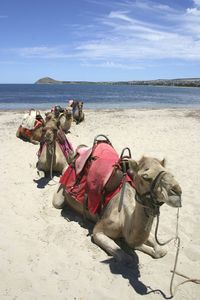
[45,107,73,133]
[73,101,85,124]
[36,117,74,177]
[16,110,45,144]
[52,137,182,262]
[58,108,73,133]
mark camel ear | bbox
[128,160,138,172]
[160,158,166,167]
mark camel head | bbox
[43,117,58,145]
[57,109,73,133]
[128,156,182,208]
[77,101,83,112]
[64,108,73,120]
[45,111,54,122]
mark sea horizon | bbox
[0,83,200,111]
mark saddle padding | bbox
[75,146,93,175]
[21,110,37,129]
[60,142,121,214]
[86,142,119,193]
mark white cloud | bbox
[9,0,200,68]
[186,7,200,16]
[193,0,200,7]
[13,46,76,59]
[81,60,145,70]
[75,4,200,63]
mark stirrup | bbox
[120,147,132,160]
[93,134,112,146]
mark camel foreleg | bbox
[93,232,133,264]
[135,233,167,258]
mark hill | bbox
[35,77,61,84]
[35,77,200,87]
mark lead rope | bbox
[48,143,59,186]
[50,144,54,180]
[155,208,200,297]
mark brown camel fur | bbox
[73,101,85,124]
[52,155,182,262]
[37,117,74,176]
[45,108,73,133]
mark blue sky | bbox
[0,0,200,83]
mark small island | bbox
[35,76,200,87]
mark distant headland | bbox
[35,76,200,87]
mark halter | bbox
[135,170,166,217]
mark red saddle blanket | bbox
[60,142,134,214]
[19,119,43,139]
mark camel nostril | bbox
[171,185,182,196]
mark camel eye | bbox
[142,174,150,181]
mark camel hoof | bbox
[154,248,167,259]
[36,170,45,179]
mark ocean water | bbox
[0,84,200,110]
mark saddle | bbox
[21,109,37,130]
[60,135,135,215]
[20,109,43,130]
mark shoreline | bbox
[1,107,200,113]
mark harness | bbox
[135,171,166,217]
[37,128,73,161]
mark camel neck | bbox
[127,202,155,247]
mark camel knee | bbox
[30,139,39,145]
[52,193,65,209]
[52,184,65,209]
[16,128,21,138]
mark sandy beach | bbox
[0,108,200,300]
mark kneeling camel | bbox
[37,117,74,177]
[53,138,182,262]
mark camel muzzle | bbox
[166,194,182,208]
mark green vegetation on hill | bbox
[35,77,200,87]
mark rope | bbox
[49,143,54,180]
[47,143,59,186]
[155,208,200,297]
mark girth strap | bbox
[118,147,132,212]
